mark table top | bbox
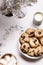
[0,0,43,65]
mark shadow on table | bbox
[19,53,42,62]
[32,23,41,29]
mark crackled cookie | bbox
[25,28,35,37]
[40,37,43,46]
[41,46,43,54]
[19,37,25,44]
[27,48,35,57]
[20,43,30,53]
[29,38,40,48]
[35,29,43,38]
[20,33,30,44]
[23,37,30,43]
[21,33,28,38]
[34,46,42,56]
[39,46,43,54]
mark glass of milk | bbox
[33,12,43,25]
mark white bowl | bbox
[18,31,43,59]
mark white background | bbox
[0,0,43,65]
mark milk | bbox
[35,14,43,21]
[33,12,43,25]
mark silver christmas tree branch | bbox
[0,0,37,18]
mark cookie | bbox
[20,43,30,53]
[40,37,43,46]
[25,28,35,37]
[34,46,42,56]
[35,29,43,38]
[27,48,35,57]
[20,33,29,44]
[29,38,39,48]
[23,37,30,43]
[21,33,28,38]
[19,37,25,44]
[40,46,43,54]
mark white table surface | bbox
[0,0,43,65]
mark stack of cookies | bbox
[0,53,17,65]
[19,28,43,57]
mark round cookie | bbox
[19,37,25,44]
[23,37,30,43]
[29,38,40,48]
[40,37,43,46]
[39,46,43,54]
[20,43,30,53]
[35,29,43,38]
[20,33,29,44]
[25,28,35,37]
[34,46,42,56]
[27,48,35,57]
[21,33,28,38]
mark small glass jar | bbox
[33,12,43,25]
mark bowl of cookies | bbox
[18,28,43,59]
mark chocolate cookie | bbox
[29,38,39,48]
[19,37,25,44]
[20,33,29,44]
[21,33,28,38]
[27,48,35,57]
[25,28,35,37]
[20,43,30,53]
[34,46,42,56]
[35,29,43,38]
[40,37,43,46]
